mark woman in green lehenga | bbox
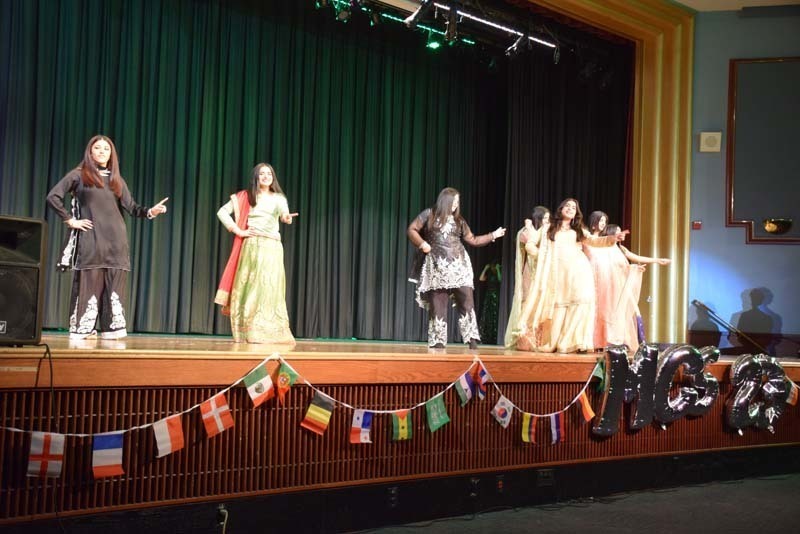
[215,163,297,344]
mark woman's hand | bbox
[420,242,431,254]
[67,218,93,231]
[148,204,167,218]
[280,212,299,224]
[492,227,506,240]
[234,227,262,238]
[615,229,630,242]
[657,258,672,266]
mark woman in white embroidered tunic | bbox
[504,205,550,349]
[46,135,167,340]
[215,163,296,344]
[407,187,506,349]
[519,198,625,353]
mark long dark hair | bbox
[587,210,608,235]
[531,206,550,230]
[604,223,620,238]
[548,198,585,242]
[427,187,463,231]
[247,163,284,207]
[77,135,123,197]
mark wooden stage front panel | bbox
[1,335,799,523]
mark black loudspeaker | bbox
[0,215,47,346]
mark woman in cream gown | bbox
[504,206,549,349]
[519,198,625,353]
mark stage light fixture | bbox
[553,46,561,64]
[405,0,435,29]
[444,5,458,43]
[315,0,330,8]
[426,30,442,50]
[505,34,525,58]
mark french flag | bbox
[92,432,125,478]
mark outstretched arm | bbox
[620,245,671,265]
[462,222,506,247]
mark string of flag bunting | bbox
[4,352,670,481]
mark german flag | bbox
[300,392,334,435]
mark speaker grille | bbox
[0,266,39,341]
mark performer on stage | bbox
[407,187,506,349]
[587,210,608,237]
[586,223,671,350]
[504,206,549,349]
[46,135,168,340]
[478,258,502,343]
[215,163,297,344]
[519,198,624,353]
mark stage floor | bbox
[1,332,520,359]
[1,332,797,389]
[0,331,793,361]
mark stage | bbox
[1,334,799,523]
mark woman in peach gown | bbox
[519,199,624,353]
[585,222,671,351]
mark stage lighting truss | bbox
[404,0,435,29]
[402,1,557,52]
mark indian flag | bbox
[577,391,595,423]
[787,380,798,406]
[243,363,274,407]
[392,410,412,441]
[521,413,536,443]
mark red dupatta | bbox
[214,190,251,315]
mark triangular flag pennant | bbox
[27,432,65,478]
[392,410,413,441]
[455,371,475,406]
[276,363,298,405]
[201,393,235,438]
[243,363,275,407]
[425,395,450,432]
[350,409,373,444]
[472,362,491,400]
[787,381,798,406]
[578,391,596,423]
[491,395,513,428]
[301,391,335,435]
[92,432,125,478]
[153,414,185,458]
[550,412,565,444]
[592,359,606,392]
[521,413,536,444]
